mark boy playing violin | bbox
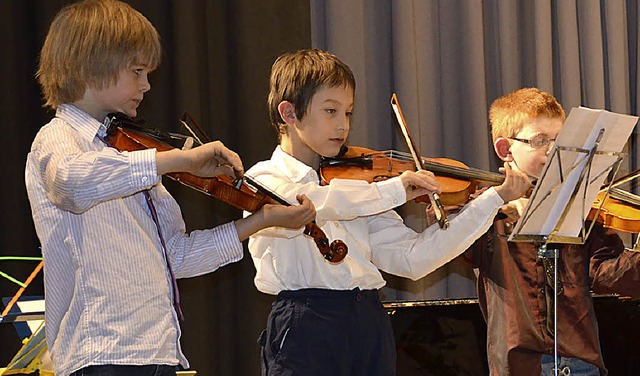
[461,87,640,375]
[244,48,531,376]
[25,1,314,375]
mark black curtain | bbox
[0,1,311,374]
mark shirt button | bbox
[393,199,398,204]
[356,293,362,302]
[142,176,148,183]
[540,289,545,295]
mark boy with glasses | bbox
[461,87,640,375]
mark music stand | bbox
[1,296,45,335]
[1,296,48,375]
[507,106,638,375]
[1,320,47,375]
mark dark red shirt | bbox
[464,213,640,375]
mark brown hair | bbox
[268,49,355,135]
[489,87,565,142]
[37,0,162,109]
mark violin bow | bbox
[391,93,450,229]
[180,111,249,188]
[180,111,208,145]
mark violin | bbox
[588,187,640,233]
[103,113,348,263]
[320,145,505,206]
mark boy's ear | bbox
[278,101,297,124]
[494,137,513,162]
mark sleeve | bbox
[31,126,160,213]
[426,205,488,269]
[169,222,244,279]
[589,223,640,298]
[369,187,504,280]
[249,167,406,236]
[152,183,244,279]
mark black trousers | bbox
[259,288,396,376]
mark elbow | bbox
[404,263,437,281]
[48,185,93,214]
[51,194,91,214]
[409,270,435,281]
[406,273,424,282]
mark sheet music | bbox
[512,107,638,239]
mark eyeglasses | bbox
[509,133,556,149]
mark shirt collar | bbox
[271,146,319,184]
[56,104,107,143]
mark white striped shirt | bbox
[25,104,243,376]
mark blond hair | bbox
[268,49,355,136]
[490,87,565,142]
[37,0,162,109]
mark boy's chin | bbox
[115,109,137,118]
[322,145,346,158]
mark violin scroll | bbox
[304,223,348,263]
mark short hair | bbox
[489,87,565,142]
[268,49,356,135]
[37,0,162,109]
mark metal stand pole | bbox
[538,241,560,376]
[553,247,559,376]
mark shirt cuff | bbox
[376,177,407,207]
[128,148,161,189]
[213,222,244,264]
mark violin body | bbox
[106,126,273,212]
[320,146,505,206]
[588,189,640,233]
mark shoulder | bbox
[247,148,289,177]
[247,159,281,178]
[31,118,75,146]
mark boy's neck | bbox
[72,95,107,122]
[280,138,320,170]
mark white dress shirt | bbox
[25,104,243,376]
[246,146,505,295]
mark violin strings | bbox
[372,150,504,184]
[610,187,640,207]
[243,175,293,207]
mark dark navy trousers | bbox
[70,365,176,376]
[259,288,396,376]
